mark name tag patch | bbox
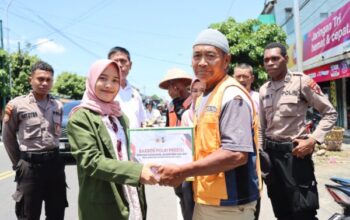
[206,106,217,112]
[21,112,38,120]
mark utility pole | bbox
[6,0,15,99]
[1,20,5,122]
[293,0,303,72]
[0,20,3,49]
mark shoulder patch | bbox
[233,95,242,100]
[3,104,14,122]
[307,79,322,95]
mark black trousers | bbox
[174,181,194,220]
[13,157,68,220]
[265,140,319,220]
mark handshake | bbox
[140,163,187,187]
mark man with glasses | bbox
[108,46,146,128]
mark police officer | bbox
[2,61,67,220]
[259,42,338,220]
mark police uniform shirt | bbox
[2,91,63,165]
[259,71,337,145]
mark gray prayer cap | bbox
[193,29,229,53]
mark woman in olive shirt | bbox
[68,59,158,220]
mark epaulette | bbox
[11,94,28,103]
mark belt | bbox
[265,138,295,152]
[20,148,59,163]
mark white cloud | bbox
[35,38,65,54]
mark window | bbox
[285,7,294,34]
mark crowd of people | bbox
[1,28,338,220]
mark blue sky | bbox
[1,0,265,100]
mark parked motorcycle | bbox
[306,107,322,133]
[325,177,350,219]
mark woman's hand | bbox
[140,163,160,185]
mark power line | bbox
[132,52,190,67]
[225,0,237,20]
[36,15,100,58]
[14,0,113,41]
[4,7,190,67]
[4,1,192,68]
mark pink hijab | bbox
[70,59,122,117]
[189,78,203,120]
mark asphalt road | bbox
[1,141,349,219]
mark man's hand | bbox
[292,138,316,158]
[157,164,185,187]
[140,163,159,185]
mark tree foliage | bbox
[52,72,86,100]
[0,49,39,98]
[10,51,40,96]
[210,17,287,89]
[0,50,10,100]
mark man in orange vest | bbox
[156,29,260,220]
[159,68,193,220]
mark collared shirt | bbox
[145,108,161,124]
[2,91,63,165]
[259,71,337,145]
[115,80,146,128]
[249,90,260,113]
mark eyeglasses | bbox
[113,58,129,66]
[191,88,205,93]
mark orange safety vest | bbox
[168,96,192,127]
[193,75,262,205]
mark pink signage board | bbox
[304,60,350,83]
[303,1,350,61]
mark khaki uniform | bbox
[258,71,337,219]
[259,71,337,145]
[2,92,62,165]
[2,91,67,220]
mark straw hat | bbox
[159,68,192,90]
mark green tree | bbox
[10,50,40,97]
[0,50,10,101]
[151,94,161,101]
[52,72,86,99]
[210,17,287,89]
[0,49,39,98]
